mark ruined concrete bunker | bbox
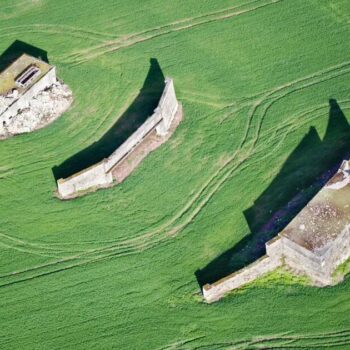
[0,53,72,138]
[203,160,350,302]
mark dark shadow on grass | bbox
[0,40,48,73]
[196,99,350,288]
[52,58,165,180]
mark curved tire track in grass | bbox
[61,0,283,66]
[159,329,350,349]
[0,24,116,43]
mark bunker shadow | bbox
[0,40,49,73]
[52,58,165,180]
[196,99,350,288]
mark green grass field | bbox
[1,0,350,348]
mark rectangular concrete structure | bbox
[57,78,180,199]
[203,160,350,302]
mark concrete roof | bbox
[0,54,52,95]
[281,161,350,253]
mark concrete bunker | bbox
[0,53,73,139]
[203,160,350,303]
[56,77,182,199]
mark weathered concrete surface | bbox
[57,162,113,199]
[0,54,73,139]
[203,255,282,303]
[203,160,350,302]
[155,78,178,136]
[57,77,180,199]
[0,54,52,96]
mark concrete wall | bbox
[203,255,282,303]
[104,112,163,172]
[0,67,56,132]
[57,77,179,198]
[323,226,350,278]
[155,78,178,136]
[265,235,283,256]
[202,236,284,303]
[277,233,350,285]
[279,237,331,285]
[57,161,113,198]
[105,78,178,171]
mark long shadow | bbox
[0,40,48,73]
[52,58,165,180]
[196,99,350,287]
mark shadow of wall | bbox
[196,99,350,287]
[0,40,49,73]
[52,58,165,180]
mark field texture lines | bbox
[1,0,350,349]
[1,62,350,289]
[160,329,350,349]
[61,0,283,66]
[0,24,115,43]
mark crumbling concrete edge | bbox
[202,251,283,303]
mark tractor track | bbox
[2,61,350,286]
[60,0,283,66]
[158,329,350,349]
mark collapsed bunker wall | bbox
[0,67,56,128]
[57,78,181,199]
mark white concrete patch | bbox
[1,81,72,137]
[0,95,16,115]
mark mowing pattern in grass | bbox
[1,0,350,349]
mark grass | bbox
[333,257,350,282]
[1,0,350,349]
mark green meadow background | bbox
[1,0,350,348]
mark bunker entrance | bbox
[15,64,41,88]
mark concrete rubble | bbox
[0,81,72,138]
